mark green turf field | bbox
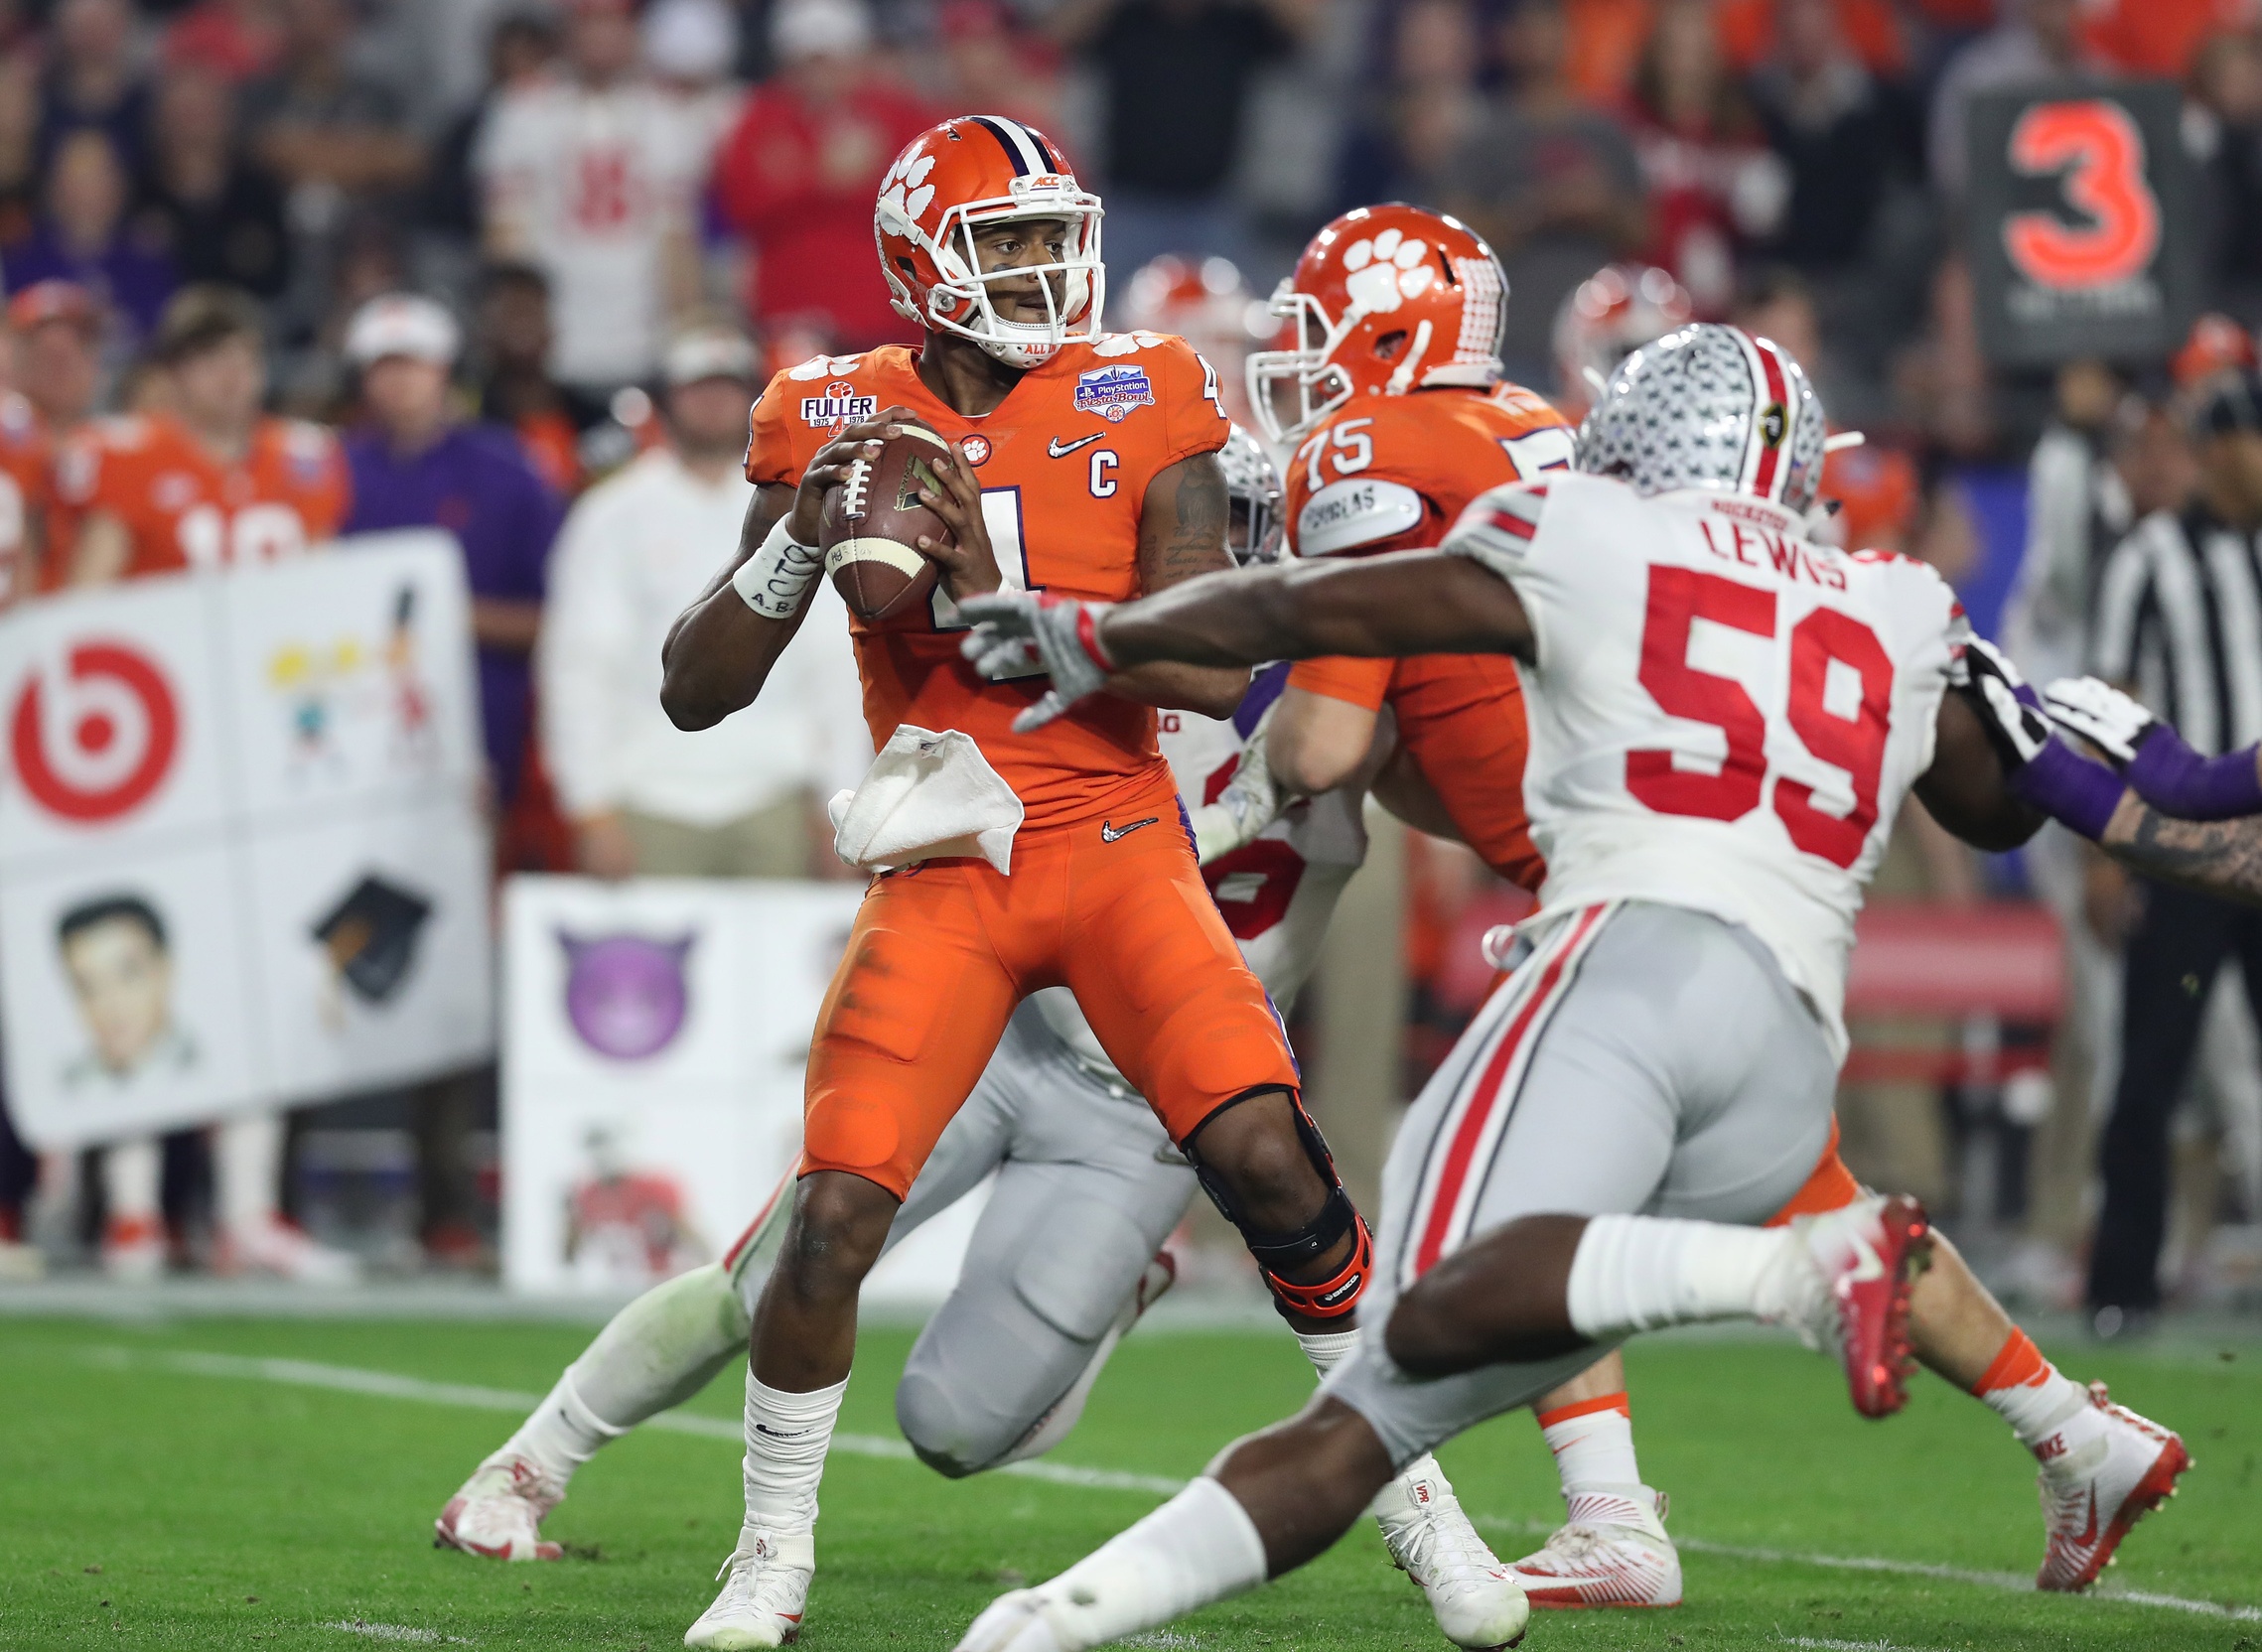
[0,1311,2254,1651]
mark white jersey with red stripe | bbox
[1033,663,1366,1077]
[1444,473,1967,1061]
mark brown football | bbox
[821,423,953,623]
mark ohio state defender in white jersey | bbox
[951,324,2207,1652]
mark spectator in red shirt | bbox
[711,0,932,360]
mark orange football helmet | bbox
[2171,312,2258,391]
[1245,204,1507,445]
[1552,263,1693,417]
[1122,253,1277,425]
[874,114,1104,369]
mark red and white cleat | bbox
[2035,1384,2191,1592]
[1777,1194,1930,1418]
[101,1215,166,1283]
[1505,1488,1681,1609]
[434,1452,564,1562]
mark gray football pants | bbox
[692,1001,1196,1472]
[1327,899,1837,1467]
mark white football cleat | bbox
[1504,1487,1681,1608]
[954,1590,1073,1652]
[1771,1193,1929,1418]
[220,1214,362,1286]
[2035,1383,2191,1591]
[1372,1462,1530,1648]
[684,1525,814,1649]
[434,1452,563,1562]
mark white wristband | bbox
[732,516,825,621]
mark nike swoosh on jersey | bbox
[1049,433,1106,458]
[1100,816,1158,842]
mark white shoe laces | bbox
[708,1531,810,1615]
[1388,1487,1500,1587]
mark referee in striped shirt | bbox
[2086,368,2262,1328]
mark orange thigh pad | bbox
[801,864,1021,1198]
[1057,823,1301,1142]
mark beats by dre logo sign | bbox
[10,640,180,822]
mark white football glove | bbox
[959,593,1116,733]
[1188,698,1283,864]
[1960,635,2052,767]
[2040,676,2156,766]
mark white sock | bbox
[1971,1330,2093,1454]
[508,1369,626,1483]
[101,1137,161,1225]
[1291,1326,1461,1523]
[743,1370,848,1534]
[573,1264,750,1424]
[1031,1477,1266,1643]
[1536,1399,1641,1497]
[1292,1326,1360,1379]
[1565,1214,1795,1338]
[215,1111,284,1235]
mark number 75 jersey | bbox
[1445,473,1969,1061]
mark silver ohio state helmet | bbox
[1575,323,1829,513]
[1218,424,1286,566]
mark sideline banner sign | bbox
[0,533,494,1148]
[500,875,983,1302]
[1964,79,2198,368]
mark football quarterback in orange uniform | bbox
[659,119,1522,1651]
[57,287,349,585]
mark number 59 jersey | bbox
[1445,473,1968,1061]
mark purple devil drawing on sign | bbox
[558,930,696,1061]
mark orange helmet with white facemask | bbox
[1245,204,1507,446]
[1552,263,1694,418]
[875,114,1105,370]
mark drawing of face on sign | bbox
[56,892,198,1090]
[558,930,696,1061]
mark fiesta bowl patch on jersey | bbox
[1075,366,1156,423]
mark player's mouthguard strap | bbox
[2127,727,2262,821]
[733,516,826,621]
[2011,740,2125,842]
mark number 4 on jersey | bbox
[1630,565,1894,870]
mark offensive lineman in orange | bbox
[657,119,1522,1650]
[57,285,349,585]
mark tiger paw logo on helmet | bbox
[872,115,1106,372]
[1340,227,1437,314]
[1247,205,1508,446]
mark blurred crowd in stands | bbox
[0,0,2255,1330]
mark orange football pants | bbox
[800,812,1302,1198]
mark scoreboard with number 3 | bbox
[1964,78,2200,369]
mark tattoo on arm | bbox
[1147,458,1231,590]
[2107,805,2262,906]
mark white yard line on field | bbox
[1770,1637,1954,1652]
[82,1344,2258,1623]
[323,1620,472,1644]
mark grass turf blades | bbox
[0,1313,2253,1650]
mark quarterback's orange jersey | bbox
[746,333,1231,831]
[1284,383,1574,892]
[55,412,350,580]
[0,393,52,603]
